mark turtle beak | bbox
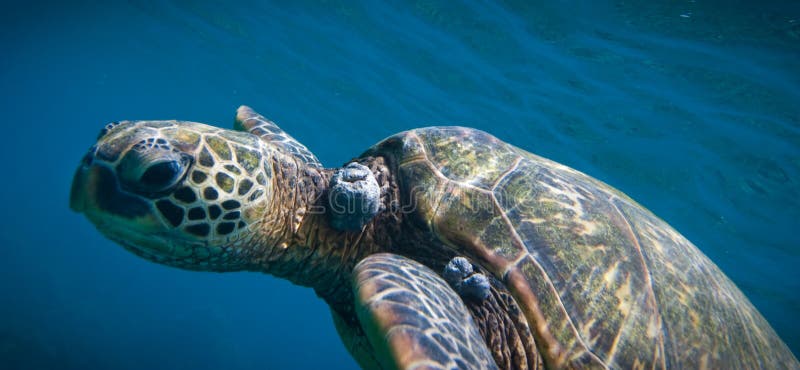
[70,169,87,212]
[69,152,155,222]
[70,152,94,213]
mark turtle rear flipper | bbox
[352,253,498,370]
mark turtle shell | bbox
[364,127,797,369]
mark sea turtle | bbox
[70,106,799,369]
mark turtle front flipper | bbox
[234,105,322,167]
[352,253,498,370]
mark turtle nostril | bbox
[97,121,121,139]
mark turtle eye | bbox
[140,160,183,190]
[117,143,192,196]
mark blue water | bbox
[2,1,798,368]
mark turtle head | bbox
[70,120,272,271]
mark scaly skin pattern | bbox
[363,126,800,369]
[353,253,499,370]
[71,120,274,270]
[71,114,538,370]
[72,111,799,370]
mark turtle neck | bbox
[246,152,401,308]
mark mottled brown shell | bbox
[365,127,798,369]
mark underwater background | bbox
[1,1,798,368]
